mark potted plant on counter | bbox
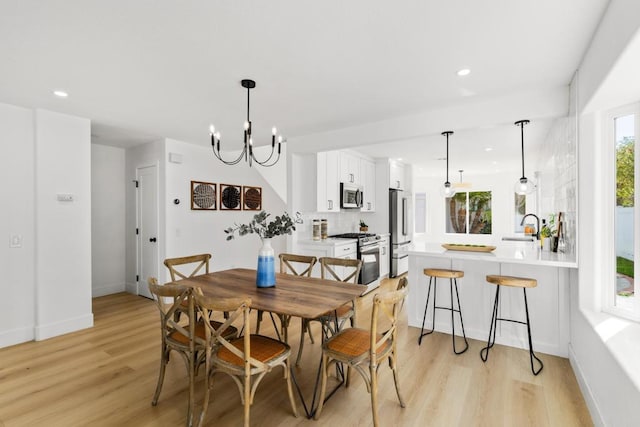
[359,219,368,232]
[225,211,302,287]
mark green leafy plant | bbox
[541,214,557,238]
[359,219,368,227]
[224,211,302,241]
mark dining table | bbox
[176,267,365,418]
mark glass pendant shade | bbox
[441,182,456,197]
[514,177,536,195]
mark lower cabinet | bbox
[379,236,390,278]
[295,241,357,278]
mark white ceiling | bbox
[0,0,609,168]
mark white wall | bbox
[164,139,287,279]
[571,1,640,425]
[91,144,126,297]
[34,109,93,340]
[0,102,36,347]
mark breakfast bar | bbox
[404,242,577,357]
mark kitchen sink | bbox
[501,236,535,242]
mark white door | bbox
[137,165,158,299]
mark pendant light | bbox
[514,119,536,195]
[440,131,456,197]
[209,79,283,167]
[453,169,472,189]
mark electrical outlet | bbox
[57,194,74,202]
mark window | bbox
[611,109,638,318]
[515,193,526,233]
[414,192,426,233]
[445,191,492,234]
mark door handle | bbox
[149,237,157,242]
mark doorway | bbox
[136,164,159,299]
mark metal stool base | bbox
[480,285,543,375]
[418,275,469,355]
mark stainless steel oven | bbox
[359,238,380,285]
[330,233,380,285]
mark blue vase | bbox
[256,238,276,287]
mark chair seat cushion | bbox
[217,335,288,366]
[325,328,390,358]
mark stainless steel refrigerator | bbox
[389,189,411,277]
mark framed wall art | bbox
[242,186,262,211]
[191,181,216,210]
[219,183,242,210]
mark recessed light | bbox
[53,90,68,98]
[485,147,493,152]
[457,69,471,77]
[397,158,403,161]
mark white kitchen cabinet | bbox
[339,152,361,185]
[379,235,390,278]
[295,240,357,278]
[360,159,376,212]
[389,161,404,190]
[317,151,340,212]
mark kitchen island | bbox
[403,242,577,357]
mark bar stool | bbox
[480,274,544,375]
[418,268,469,354]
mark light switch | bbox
[10,235,22,248]
[57,194,74,202]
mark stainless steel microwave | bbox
[340,182,363,209]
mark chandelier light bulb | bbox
[278,135,283,143]
[215,131,221,140]
[249,137,253,146]
[514,177,536,195]
[244,121,250,130]
[209,124,215,135]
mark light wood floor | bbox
[0,278,592,426]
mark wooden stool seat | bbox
[423,268,464,279]
[486,275,537,288]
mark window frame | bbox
[604,103,640,321]
[445,190,493,236]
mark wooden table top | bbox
[177,268,365,319]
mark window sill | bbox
[581,307,640,391]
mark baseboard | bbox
[0,326,35,348]
[34,313,94,341]
[125,282,138,294]
[569,344,605,427]
[92,283,126,298]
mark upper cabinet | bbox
[389,161,405,190]
[317,151,340,212]
[361,158,376,212]
[339,152,361,185]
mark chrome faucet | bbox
[520,214,540,240]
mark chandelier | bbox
[453,169,472,189]
[209,79,283,167]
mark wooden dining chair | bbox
[193,288,298,427]
[148,278,237,426]
[315,257,363,336]
[164,253,211,281]
[147,278,201,425]
[164,254,212,319]
[274,254,318,365]
[314,287,408,427]
[396,276,408,312]
[255,253,317,343]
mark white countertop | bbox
[403,242,577,268]
[297,238,357,246]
